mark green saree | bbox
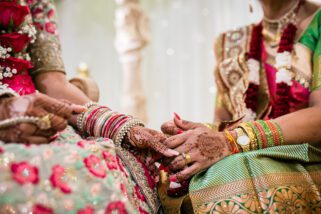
[188,8,321,214]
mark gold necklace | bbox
[262,0,300,48]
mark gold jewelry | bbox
[38,115,51,130]
[203,123,219,131]
[224,129,239,153]
[0,115,51,130]
[235,128,251,152]
[237,123,258,151]
[262,0,301,47]
[114,119,144,147]
[182,152,192,165]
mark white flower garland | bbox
[275,51,293,86]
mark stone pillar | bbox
[114,0,149,122]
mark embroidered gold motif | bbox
[214,26,251,120]
[29,34,65,76]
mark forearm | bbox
[275,106,321,146]
[34,72,90,105]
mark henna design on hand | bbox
[127,127,149,148]
[196,132,224,161]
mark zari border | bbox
[190,171,321,205]
[116,146,160,214]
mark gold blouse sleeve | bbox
[28,0,65,77]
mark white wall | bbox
[57,0,317,129]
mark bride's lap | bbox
[0,127,150,213]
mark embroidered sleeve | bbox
[28,0,65,77]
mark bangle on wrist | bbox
[224,129,239,154]
[203,123,219,131]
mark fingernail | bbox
[169,175,177,182]
[176,129,183,134]
[169,149,180,156]
[174,112,181,120]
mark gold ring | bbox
[182,152,192,165]
[37,115,51,130]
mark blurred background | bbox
[55,0,317,129]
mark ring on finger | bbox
[37,114,52,130]
[181,152,192,165]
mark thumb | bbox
[70,104,87,114]
[173,113,198,131]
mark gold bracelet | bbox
[203,123,219,131]
[235,128,251,152]
[224,129,239,153]
[0,115,51,130]
[237,123,258,151]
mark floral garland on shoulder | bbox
[244,0,304,120]
[0,1,37,95]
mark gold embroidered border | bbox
[116,147,160,214]
[190,171,321,205]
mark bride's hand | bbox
[161,113,206,136]
[162,116,235,182]
[0,93,85,144]
[126,126,179,157]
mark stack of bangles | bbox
[76,102,144,146]
[224,120,285,154]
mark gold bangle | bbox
[203,123,219,131]
[224,129,239,153]
[235,128,251,152]
[0,115,51,130]
[237,123,258,151]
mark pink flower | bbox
[77,206,94,214]
[2,73,36,96]
[0,57,33,72]
[11,161,39,185]
[0,147,3,153]
[102,151,118,170]
[84,155,106,178]
[105,201,128,214]
[32,204,53,214]
[50,165,72,194]
[0,2,30,28]
[0,33,31,53]
[45,22,56,34]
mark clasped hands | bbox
[154,114,235,183]
[0,93,233,182]
[128,113,235,183]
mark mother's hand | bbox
[163,116,235,182]
[0,93,85,144]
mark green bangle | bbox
[271,120,284,145]
[257,120,274,148]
